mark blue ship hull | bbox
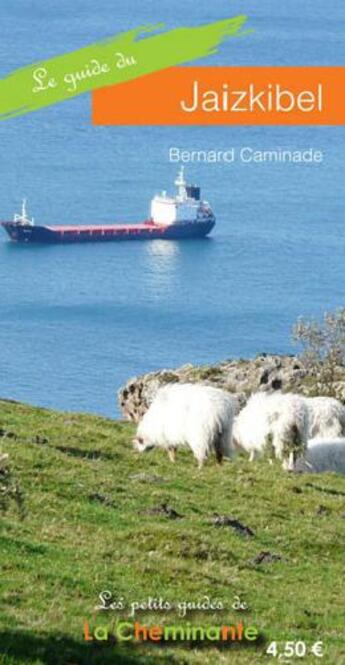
[1,218,215,244]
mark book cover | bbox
[0,2,344,664]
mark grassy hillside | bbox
[0,399,344,665]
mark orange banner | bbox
[92,66,345,126]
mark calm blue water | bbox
[0,1,344,416]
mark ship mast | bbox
[13,198,34,226]
[22,199,27,220]
[175,167,187,201]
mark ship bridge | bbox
[150,168,208,225]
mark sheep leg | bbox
[287,451,295,471]
[167,447,177,463]
[282,451,295,471]
[214,433,224,465]
[216,451,223,465]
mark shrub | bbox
[293,308,345,396]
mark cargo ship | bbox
[1,169,215,244]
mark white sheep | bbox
[293,438,345,474]
[304,396,345,439]
[232,391,309,470]
[133,383,235,468]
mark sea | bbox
[0,0,344,417]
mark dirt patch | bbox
[129,472,166,484]
[212,514,255,538]
[145,503,183,519]
[88,493,117,509]
[33,435,49,445]
[251,551,286,565]
[55,445,118,462]
[316,504,330,516]
[0,429,17,440]
[305,482,345,497]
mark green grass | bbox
[0,399,345,664]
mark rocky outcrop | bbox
[118,354,345,422]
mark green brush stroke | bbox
[0,16,248,121]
